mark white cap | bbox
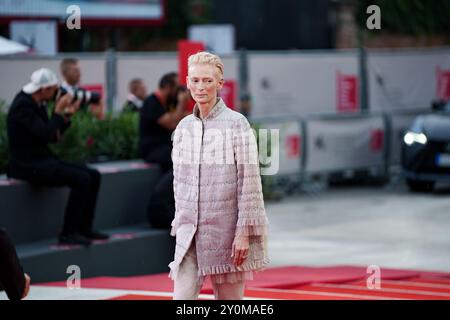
[23,68,58,94]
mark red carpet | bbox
[39,265,450,300]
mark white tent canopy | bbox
[0,35,29,55]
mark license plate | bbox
[436,153,450,167]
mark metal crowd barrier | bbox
[249,108,431,191]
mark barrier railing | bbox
[250,108,431,192]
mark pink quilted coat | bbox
[168,98,269,284]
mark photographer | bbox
[60,58,102,117]
[139,72,189,171]
[6,68,108,246]
[139,72,189,228]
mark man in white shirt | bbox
[60,58,102,117]
[123,78,148,113]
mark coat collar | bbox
[193,98,226,121]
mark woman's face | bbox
[187,64,223,106]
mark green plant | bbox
[90,112,139,161]
[51,111,139,164]
[50,111,98,164]
[0,107,140,174]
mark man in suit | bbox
[60,58,102,117]
[0,228,30,300]
[122,78,148,113]
[6,68,109,246]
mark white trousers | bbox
[173,240,245,300]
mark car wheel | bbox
[406,179,435,192]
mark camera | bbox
[55,86,101,105]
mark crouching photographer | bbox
[6,68,109,247]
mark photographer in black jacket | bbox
[138,72,189,228]
[6,68,108,247]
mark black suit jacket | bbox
[138,93,173,159]
[6,91,70,178]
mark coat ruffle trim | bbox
[235,216,269,236]
[168,260,270,285]
[210,270,255,284]
[198,257,270,277]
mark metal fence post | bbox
[358,30,369,112]
[299,117,307,190]
[238,49,250,116]
[105,48,117,113]
[382,112,392,180]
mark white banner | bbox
[305,116,385,173]
[255,120,302,176]
[188,25,235,55]
[10,21,57,56]
[248,52,359,117]
[368,47,450,111]
[0,0,163,20]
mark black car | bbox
[402,100,450,192]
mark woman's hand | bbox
[231,235,249,266]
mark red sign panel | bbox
[336,71,359,113]
[286,135,301,158]
[178,40,205,112]
[370,129,384,153]
[219,80,236,110]
[437,67,450,101]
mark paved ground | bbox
[3,178,450,300]
[266,180,450,273]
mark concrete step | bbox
[17,225,175,284]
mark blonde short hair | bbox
[188,51,224,80]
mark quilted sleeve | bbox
[170,125,183,237]
[233,117,269,237]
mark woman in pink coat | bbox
[169,51,269,300]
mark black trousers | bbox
[144,145,173,173]
[147,169,175,228]
[144,145,175,228]
[0,229,25,301]
[9,160,101,236]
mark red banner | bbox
[219,80,236,110]
[437,67,450,101]
[336,71,359,113]
[286,134,301,158]
[178,40,205,112]
[370,129,384,153]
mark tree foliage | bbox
[355,0,450,35]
